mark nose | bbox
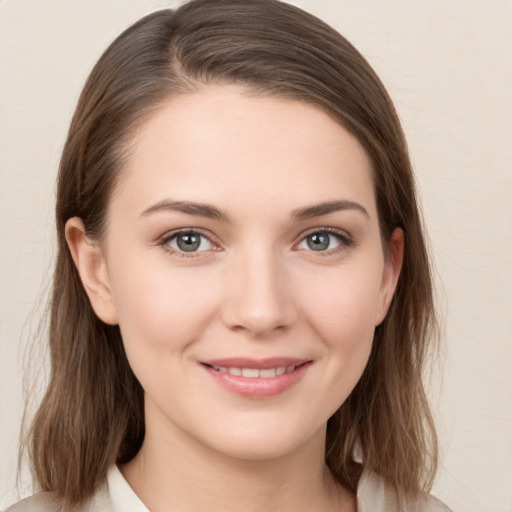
[220,247,297,338]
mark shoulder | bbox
[4,467,145,512]
[5,480,112,512]
[357,470,453,512]
[5,493,58,512]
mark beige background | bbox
[1,0,511,510]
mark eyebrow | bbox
[292,200,369,221]
[140,198,369,223]
[141,200,229,222]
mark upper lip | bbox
[200,357,310,369]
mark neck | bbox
[121,416,355,512]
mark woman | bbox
[9,0,451,510]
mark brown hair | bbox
[25,0,438,507]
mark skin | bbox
[66,85,403,512]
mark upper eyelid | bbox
[293,227,355,254]
[158,228,221,255]
[160,227,216,243]
[297,226,352,241]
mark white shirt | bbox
[6,465,453,511]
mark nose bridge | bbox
[221,242,295,336]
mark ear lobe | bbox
[65,217,118,325]
[375,227,404,326]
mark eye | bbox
[296,229,350,252]
[164,230,214,254]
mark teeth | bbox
[242,368,260,378]
[212,365,296,378]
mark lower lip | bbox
[202,363,311,399]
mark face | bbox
[69,86,402,462]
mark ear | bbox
[375,227,404,326]
[65,217,118,325]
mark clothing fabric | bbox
[6,465,452,512]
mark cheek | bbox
[108,256,220,356]
[298,261,384,343]
[295,260,384,396]
[292,266,380,416]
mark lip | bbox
[200,357,312,399]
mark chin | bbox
[194,421,326,463]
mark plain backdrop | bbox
[1,0,511,510]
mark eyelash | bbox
[294,227,354,256]
[159,229,219,258]
[158,227,354,258]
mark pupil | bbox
[177,233,200,252]
[307,233,329,251]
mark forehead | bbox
[115,85,376,219]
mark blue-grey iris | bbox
[177,233,201,252]
[307,232,330,251]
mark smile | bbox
[209,365,297,378]
[201,358,312,398]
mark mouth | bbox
[200,358,312,398]
[206,364,299,378]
